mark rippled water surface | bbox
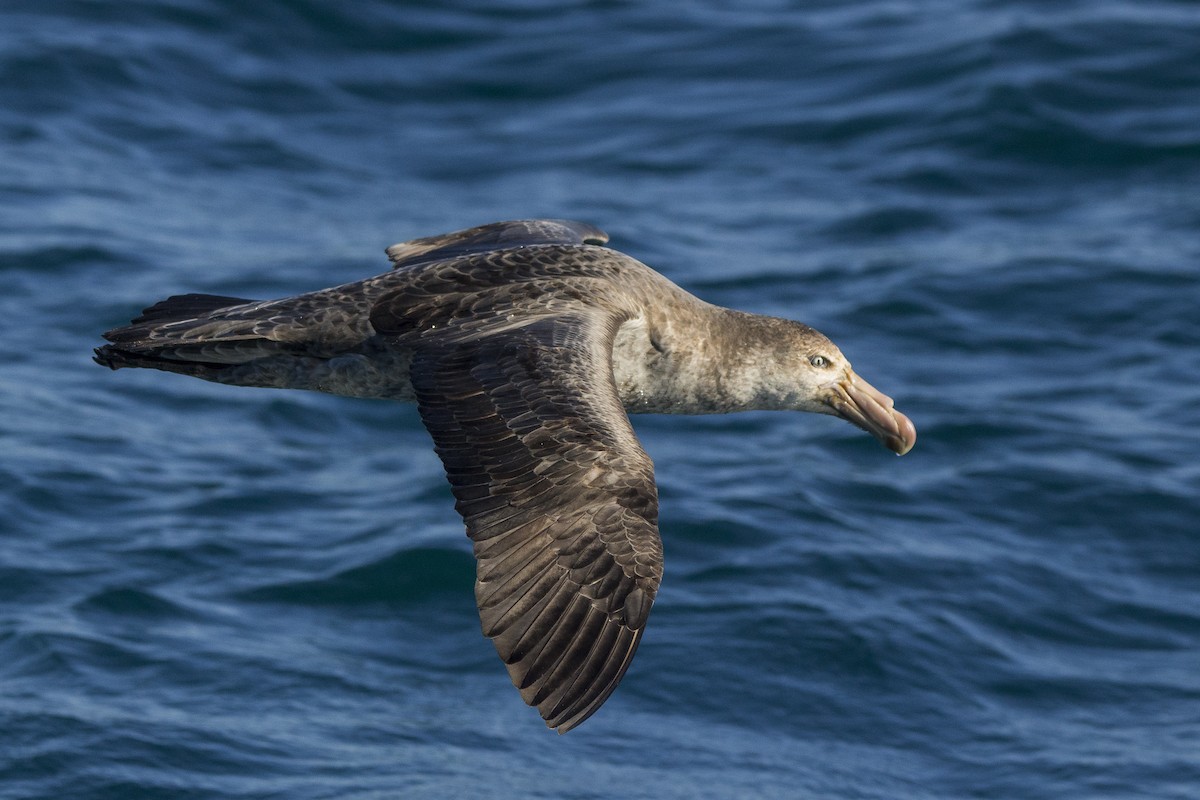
[3,2,1199,798]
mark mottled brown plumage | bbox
[95,219,915,732]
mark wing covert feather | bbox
[386,220,609,270]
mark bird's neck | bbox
[613,304,780,415]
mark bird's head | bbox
[755,320,917,456]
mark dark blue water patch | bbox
[821,206,951,240]
[1,703,305,800]
[0,626,163,690]
[73,585,198,623]
[237,546,474,608]
[0,41,140,117]
[0,243,128,274]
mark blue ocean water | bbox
[2,1,1199,797]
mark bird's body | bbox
[96,219,915,732]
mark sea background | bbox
[2,2,1198,798]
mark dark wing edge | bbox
[409,311,662,733]
[385,219,609,270]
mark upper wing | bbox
[385,219,609,270]
[408,311,662,732]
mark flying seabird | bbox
[94,219,916,732]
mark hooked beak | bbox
[826,370,917,455]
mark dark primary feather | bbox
[408,311,662,732]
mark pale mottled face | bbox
[772,322,916,455]
[787,328,849,412]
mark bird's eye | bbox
[809,354,831,368]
